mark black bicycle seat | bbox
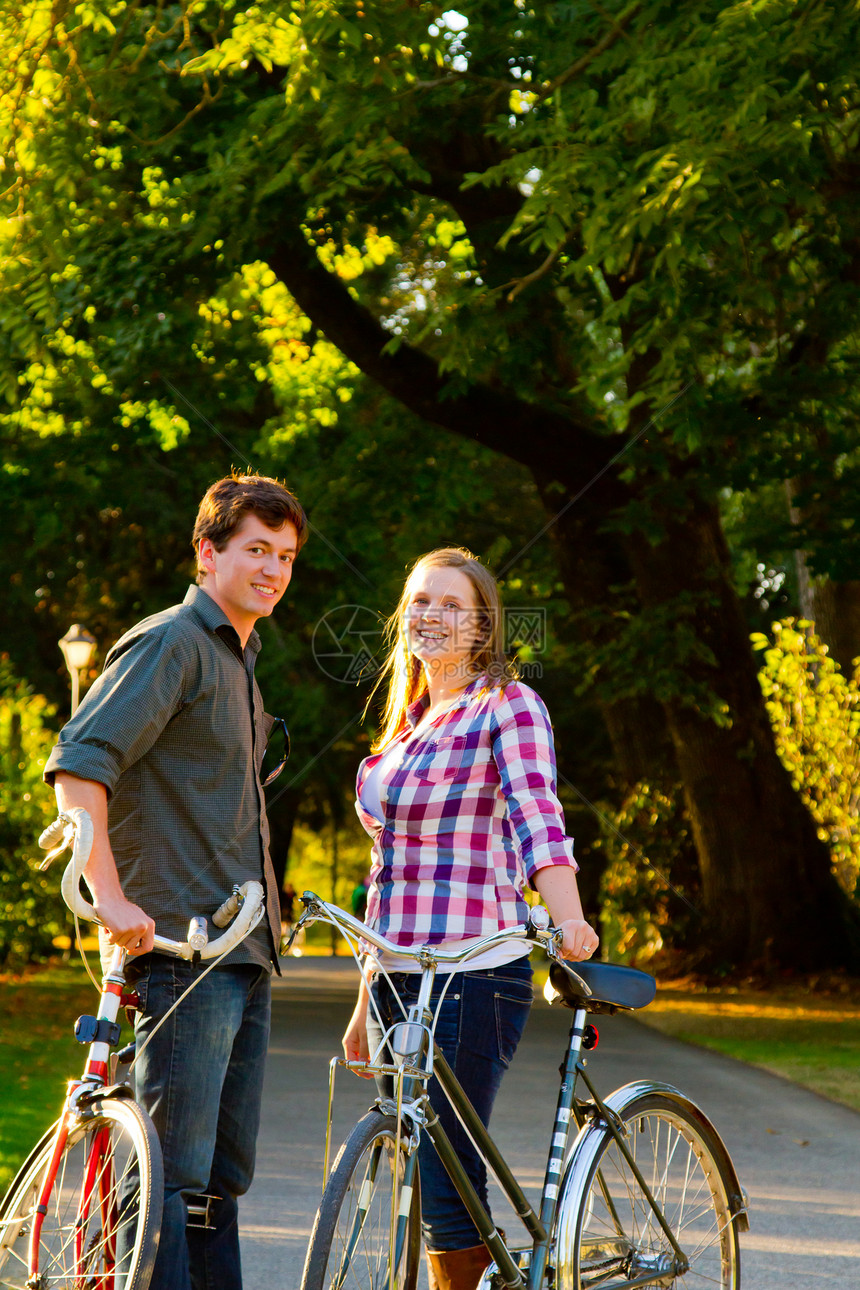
[547,960,656,1014]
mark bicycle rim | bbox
[302,1112,421,1290]
[0,1096,162,1290]
[568,1094,740,1290]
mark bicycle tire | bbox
[554,1089,742,1290]
[0,1095,162,1290]
[301,1111,421,1290]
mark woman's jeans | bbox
[128,956,271,1290]
[367,961,533,1252]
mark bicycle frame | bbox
[362,989,690,1290]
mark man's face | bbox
[198,514,298,641]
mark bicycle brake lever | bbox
[37,814,74,870]
[550,957,593,998]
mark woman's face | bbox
[404,565,482,674]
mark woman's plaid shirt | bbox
[355,677,577,948]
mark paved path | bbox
[241,957,860,1289]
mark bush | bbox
[599,620,860,967]
[596,780,701,966]
[0,667,65,966]
[753,619,860,897]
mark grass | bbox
[637,978,860,1114]
[0,962,113,1193]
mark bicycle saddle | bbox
[547,960,656,1014]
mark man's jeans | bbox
[128,956,271,1290]
[367,961,533,1251]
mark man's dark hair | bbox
[193,470,308,581]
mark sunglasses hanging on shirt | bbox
[261,716,290,787]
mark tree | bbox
[3,1,860,967]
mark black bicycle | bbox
[293,892,748,1290]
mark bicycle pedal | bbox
[186,1193,222,1230]
[480,1246,531,1290]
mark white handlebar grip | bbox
[52,807,264,961]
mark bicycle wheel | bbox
[0,1095,162,1290]
[555,1091,741,1290]
[302,1111,421,1290]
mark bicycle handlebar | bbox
[295,889,592,995]
[39,809,265,961]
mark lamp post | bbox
[59,624,97,715]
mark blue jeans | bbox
[128,956,271,1290]
[367,962,533,1252]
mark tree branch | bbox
[264,223,625,503]
[538,2,641,100]
[502,236,571,303]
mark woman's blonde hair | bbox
[369,547,518,752]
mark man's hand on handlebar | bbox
[94,891,156,956]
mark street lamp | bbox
[59,624,97,716]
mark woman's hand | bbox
[342,1008,370,1063]
[553,917,599,962]
[342,978,375,1078]
[532,867,598,960]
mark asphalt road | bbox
[240,957,860,1289]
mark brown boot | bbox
[425,1244,490,1290]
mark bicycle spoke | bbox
[563,1096,740,1290]
[0,1101,160,1290]
[301,1114,419,1290]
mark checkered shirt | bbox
[355,677,577,948]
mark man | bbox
[45,471,307,1290]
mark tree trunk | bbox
[626,500,860,970]
[809,579,860,679]
[535,477,676,787]
[784,478,860,677]
[533,480,679,921]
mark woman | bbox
[343,547,598,1290]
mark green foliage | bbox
[0,668,65,965]
[596,780,700,965]
[754,620,860,896]
[2,0,860,968]
[0,966,98,1194]
[571,589,731,724]
[601,619,860,964]
[287,819,369,910]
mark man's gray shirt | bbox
[44,585,281,971]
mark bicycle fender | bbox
[553,1080,749,1288]
[601,1081,748,1232]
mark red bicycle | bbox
[0,807,264,1290]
